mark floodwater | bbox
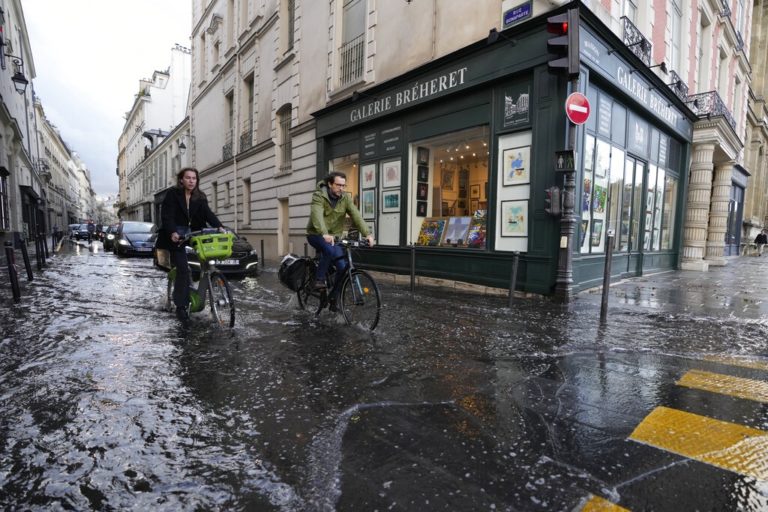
[1,241,767,511]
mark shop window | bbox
[409,126,489,248]
[660,176,677,250]
[329,154,363,236]
[277,104,292,173]
[580,136,611,253]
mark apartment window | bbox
[240,0,249,32]
[199,33,207,80]
[212,182,219,209]
[281,0,296,52]
[339,0,365,86]
[277,104,292,173]
[669,0,682,73]
[241,74,254,152]
[622,0,637,24]
[717,50,728,93]
[243,178,251,225]
[734,77,742,125]
[225,181,232,207]
[213,41,220,69]
[224,93,234,160]
[736,0,745,34]
[227,0,235,47]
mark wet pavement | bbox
[1,241,767,511]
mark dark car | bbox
[102,224,119,251]
[73,223,90,241]
[153,230,259,279]
[113,221,157,257]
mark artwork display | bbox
[361,189,375,219]
[382,190,400,212]
[580,219,589,247]
[443,216,472,245]
[417,147,430,165]
[442,168,455,190]
[590,219,604,246]
[416,201,427,217]
[466,210,487,248]
[361,164,376,189]
[582,177,592,211]
[470,199,479,212]
[502,146,530,186]
[417,182,428,200]
[500,200,528,237]
[593,184,607,213]
[417,165,429,182]
[470,184,480,198]
[417,218,447,246]
[382,160,401,188]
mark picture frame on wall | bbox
[361,189,375,219]
[417,165,429,183]
[470,199,479,212]
[417,147,430,165]
[500,199,528,237]
[367,220,375,238]
[416,200,427,217]
[442,168,455,190]
[470,184,480,198]
[502,146,531,186]
[417,182,428,200]
[382,160,401,188]
[382,190,401,212]
[361,164,376,189]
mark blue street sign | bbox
[503,2,532,28]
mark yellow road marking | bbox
[677,369,768,403]
[581,495,630,511]
[702,355,768,372]
[630,406,768,480]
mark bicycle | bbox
[296,238,382,330]
[164,229,236,328]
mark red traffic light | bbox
[547,13,569,35]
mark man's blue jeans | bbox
[307,235,348,291]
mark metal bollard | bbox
[304,242,308,258]
[260,239,265,268]
[410,244,416,294]
[42,232,50,260]
[5,241,20,302]
[508,252,520,308]
[39,235,47,268]
[599,232,615,323]
[19,240,33,281]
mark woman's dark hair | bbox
[177,167,205,200]
[324,171,347,186]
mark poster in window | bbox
[382,190,400,212]
[382,160,401,188]
[580,219,589,247]
[459,168,469,195]
[417,218,446,246]
[593,184,607,213]
[361,189,375,219]
[470,184,480,198]
[417,165,429,183]
[470,199,479,212]
[417,182,428,200]
[444,216,472,245]
[582,177,592,211]
[442,168,455,190]
[417,147,430,165]
[500,200,528,237]
[503,83,531,127]
[416,201,427,217]
[502,146,530,186]
[590,219,604,246]
[466,210,487,248]
[361,164,376,189]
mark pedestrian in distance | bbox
[306,171,374,302]
[156,167,224,325]
[755,229,767,256]
[86,221,96,243]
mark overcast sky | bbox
[23,0,192,198]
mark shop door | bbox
[619,156,646,276]
[724,185,744,256]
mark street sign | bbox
[565,92,590,125]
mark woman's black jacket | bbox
[156,187,222,250]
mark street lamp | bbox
[4,54,28,94]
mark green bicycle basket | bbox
[190,232,234,262]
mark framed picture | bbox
[416,200,427,217]
[442,169,455,190]
[470,184,480,198]
[590,219,604,246]
[382,190,401,212]
[502,146,530,186]
[417,165,429,183]
[443,216,472,245]
[417,147,430,165]
[417,218,447,246]
[470,199,479,212]
[361,189,375,219]
[361,164,376,189]
[367,220,375,238]
[417,182,428,200]
[580,219,589,247]
[382,160,401,188]
[500,199,528,237]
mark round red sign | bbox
[564,92,590,125]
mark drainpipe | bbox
[232,31,241,234]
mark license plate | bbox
[137,247,152,251]
[215,259,238,265]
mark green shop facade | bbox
[312,3,695,297]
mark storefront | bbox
[312,5,694,296]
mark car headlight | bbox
[185,246,195,255]
[249,250,257,256]
[118,239,130,246]
[107,234,114,240]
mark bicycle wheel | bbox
[209,271,236,327]
[340,270,381,330]
[297,261,324,314]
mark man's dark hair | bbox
[324,171,347,186]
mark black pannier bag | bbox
[278,254,310,291]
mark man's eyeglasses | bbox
[332,182,347,188]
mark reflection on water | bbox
[1,243,768,510]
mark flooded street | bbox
[1,241,768,511]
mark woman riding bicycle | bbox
[306,172,375,296]
[157,167,224,324]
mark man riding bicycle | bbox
[306,172,375,300]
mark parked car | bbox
[73,224,91,241]
[152,230,259,279]
[102,224,119,251]
[68,223,80,239]
[113,221,157,257]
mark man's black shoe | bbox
[329,299,339,313]
[313,279,327,290]
[176,307,190,325]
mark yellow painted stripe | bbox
[581,495,630,512]
[702,355,768,372]
[630,406,768,480]
[677,370,768,403]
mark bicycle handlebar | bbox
[337,237,371,248]
[179,227,229,243]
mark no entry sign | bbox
[565,92,590,125]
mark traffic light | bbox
[547,8,579,77]
[544,186,561,216]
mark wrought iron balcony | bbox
[735,31,744,52]
[222,130,233,161]
[239,118,253,153]
[719,0,731,17]
[620,16,651,67]
[667,70,688,102]
[33,157,51,178]
[339,33,365,87]
[685,90,736,131]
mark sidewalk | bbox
[577,254,768,321]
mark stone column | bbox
[681,143,715,271]
[705,162,733,266]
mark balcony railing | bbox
[239,118,253,153]
[222,130,233,161]
[339,33,364,87]
[620,16,651,67]
[735,31,744,52]
[685,90,737,131]
[719,0,731,17]
[667,70,689,102]
[33,158,51,178]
